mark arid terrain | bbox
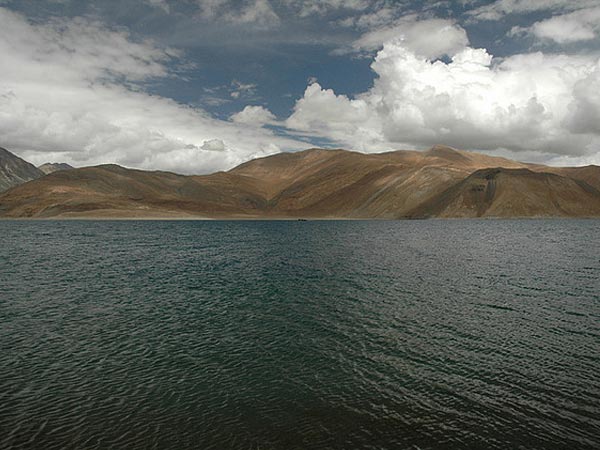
[1,145,600,219]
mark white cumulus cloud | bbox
[468,0,599,21]
[0,7,305,174]
[231,106,276,126]
[342,18,469,60]
[512,6,600,44]
[201,139,226,151]
[287,39,600,165]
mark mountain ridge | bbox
[38,162,74,175]
[0,147,44,192]
[1,146,599,219]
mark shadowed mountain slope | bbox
[541,165,600,191]
[0,147,44,192]
[1,146,599,219]
[405,168,600,218]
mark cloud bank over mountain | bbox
[0,7,305,174]
[1,1,599,171]
[287,38,600,166]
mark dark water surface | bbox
[1,219,599,449]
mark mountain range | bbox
[0,147,74,192]
[1,145,599,219]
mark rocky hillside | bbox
[0,147,44,192]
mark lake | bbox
[1,219,599,449]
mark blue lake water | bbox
[1,219,599,449]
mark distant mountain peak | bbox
[38,162,74,175]
[424,145,470,161]
[0,147,44,192]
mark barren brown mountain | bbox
[1,145,599,219]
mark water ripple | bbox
[1,219,599,449]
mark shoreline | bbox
[2,215,600,221]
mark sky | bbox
[0,0,599,173]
